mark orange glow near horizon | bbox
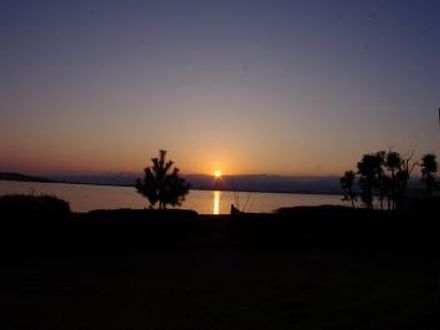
[0,141,379,177]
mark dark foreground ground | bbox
[1,206,440,329]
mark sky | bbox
[1,0,439,176]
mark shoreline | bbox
[0,178,343,196]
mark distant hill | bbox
[48,173,343,194]
[184,174,343,194]
[47,173,424,195]
[49,174,137,187]
[0,172,53,183]
[2,172,424,195]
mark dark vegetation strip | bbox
[1,194,440,257]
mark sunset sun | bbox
[214,170,222,178]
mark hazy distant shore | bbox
[2,170,427,196]
[0,170,364,197]
[1,179,342,196]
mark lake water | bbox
[0,180,346,214]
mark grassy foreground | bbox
[1,203,440,329]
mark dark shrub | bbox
[136,150,190,209]
[0,194,71,216]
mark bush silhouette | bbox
[0,194,70,216]
[136,150,190,209]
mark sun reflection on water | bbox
[213,190,221,215]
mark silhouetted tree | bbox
[421,153,438,199]
[384,151,402,210]
[357,152,384,209]
[136,150,190,209]
[374,151,386,209]
[346,150,417,211]
[340,170,357,208]
[394,153,416,209]
[357,155,374,209]
[382,175,392,209]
